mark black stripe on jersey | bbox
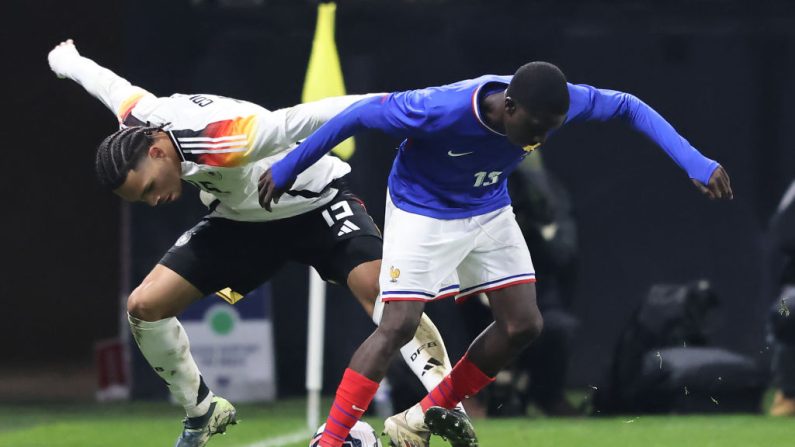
[284,176,349,199]
[167,128,250,164]
[285,189,327,199]
[169,129,202,163]
[166,131,186,162]
[207,199,221,213]
[122,113,147,128]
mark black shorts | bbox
[159,187,382,296]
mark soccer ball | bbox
[310,420,382,447]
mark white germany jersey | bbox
[60,53,375,221]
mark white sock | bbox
[128,314,214,417]
[398,313,466,414]
[406,403,426,429]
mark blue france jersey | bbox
[271,75,718,219]
[385,76,527,217]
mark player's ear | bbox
[148,145,166,159]
[505,96,516,116]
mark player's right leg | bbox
[346,259,459,408]
[126,264,237,447]
[126,265,237,447]
[314,194,472,447]
[131,218,284,447]
[315,300,426,447]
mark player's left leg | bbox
[462,283,543,375]
[405,283,541,447]
[391,283,540,445]
[400,205,540,446]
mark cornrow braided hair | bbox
[94,123,170,190]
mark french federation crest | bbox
[389,266,400,283]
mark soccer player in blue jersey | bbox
[259,62,733,447]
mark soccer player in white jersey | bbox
[48,39,460,447]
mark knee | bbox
[504,311,544,349]
[361,279,381,317]
[377,315,420,349]
[127,286,167,322]
[363,278,380,303]
[350,275,381,319]
[347,260,382,305]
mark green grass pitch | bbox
[0,399,793,447]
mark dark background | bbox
[5,0,795,397]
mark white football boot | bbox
[175,396,238,447]
[383,405,431,447]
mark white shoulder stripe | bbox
[178,135,248,143]
[183,147,248,154]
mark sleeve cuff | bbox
[271,163,291,190]
[691,159,719,185]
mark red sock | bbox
[318,368,379,447]
[420,354,495,411]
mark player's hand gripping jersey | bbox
[270,75,719,219]
[49,43,375,221]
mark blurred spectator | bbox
[768,180,795,416]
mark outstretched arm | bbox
[261,94,384,150]
[566,83,732,200]
[48,39,154,122]
[259,90,439,210]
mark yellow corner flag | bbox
[303,2,355,161]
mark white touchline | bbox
[240,429,309,447]
[447,150,474,157]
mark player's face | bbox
[114,147,183,207]
[504,101,566,151]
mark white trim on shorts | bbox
[454,272,537,302]
[381,284,461,302]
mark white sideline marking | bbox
[241,430,309,447]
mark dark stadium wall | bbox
[2,1,123,366]
[8,0,795,397]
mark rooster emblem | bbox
[389,266,401,283]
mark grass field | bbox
[0,399,793,447]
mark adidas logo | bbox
[422,358,443,376]
[337,220,360,236]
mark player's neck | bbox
[481,90,507,134]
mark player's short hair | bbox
[507,62,569,115]
[95,124,165,190]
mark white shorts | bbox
[379,192,536,303]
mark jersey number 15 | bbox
[473,171,502,187]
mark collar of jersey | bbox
[166,130,187,162]
[471,81,508,137]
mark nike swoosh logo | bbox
[447,151,474,157]
[352,405,365,412]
